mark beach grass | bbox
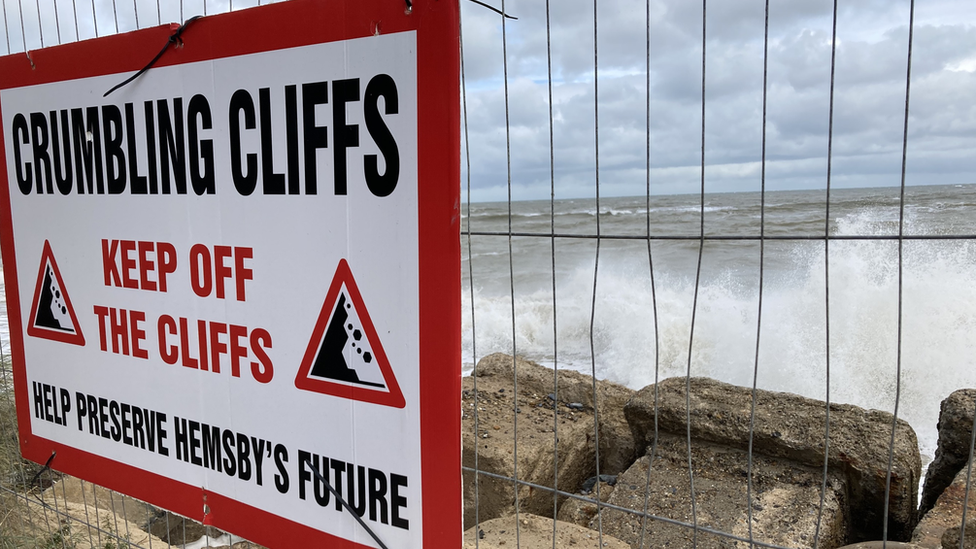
[0,355,52,548]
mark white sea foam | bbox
[463,207,976,462]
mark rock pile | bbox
[461,353,636,529]
[913,389,976,549]
[463,354,937,549]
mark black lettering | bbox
[59,388,71,425]
[301,81,328,196]
[121,403,132,445]
[364,74,399,197]
[285,84,300,194]
[156,412,169,456]
[202,424,222,472]
[391,473,409,529]
[12,113,32,194]
[187,94,215,195]
[144,101,159,194]
[109,400,122,442]
[298,450,312,501]
[30,112,52,194]
[86,395,99,435]
[33,382,44,419]
[251,437,266,486]
[71,107,105,194]
[222,429,237,476]
[368,467,388,524]
[189,420,202,466]
[102,105,126,194]
[331,79,360,195]
[132,406,146,449]
[330,458,346,512]
[349,463,367,517]
[229,90,258,195]
[259,88,285,195]
[175,417,189,461]
[124,103,148,194]
[157,98,186,194]
[237,432,252,481]
[274,444,289,494]
[312,454,330,506]
[51,110,73,195]
[75,392,86,431]
[98,397,110,439]
[42,384,53,422]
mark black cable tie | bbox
[467,0,517,20]
[404,0,412,10]
[303,458,389,549]
[28,450,56,490]
[104,15,203,98]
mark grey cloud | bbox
[460,0,974,201]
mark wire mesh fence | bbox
[2,0,976,547]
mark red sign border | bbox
[0,1,461,547]
[294,258,406,408]
[26,239,87,346]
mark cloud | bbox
[461,0,976,202]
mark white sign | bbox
[0,3,460,548]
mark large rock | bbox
[941,521,976,549]
[913,459,976,548]
[462,354,636,529]
[921,389,976,516]
[474,353,638,474]
[462,513,630,549]
[589,433,849,548]
[625,377,921,541]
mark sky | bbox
[459,0,976,201]
[1,0,974,202]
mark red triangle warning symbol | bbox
[27,240,86,346]
[295,259,405,408]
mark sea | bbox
[462,183,976,465]
[1,184,974,466]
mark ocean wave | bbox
[462,220,976,462]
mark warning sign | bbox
[0,1,460,548]
[27,240,85,346]
[296,259,405,408]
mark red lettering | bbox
[93,305,110,351]
[214,245,233,300]
[179,317,199,369]
[229,324,248,377]
[209,321,228,374]
[250,328,274,383]
[162,317,273,383]
[235,247,253,302]
[197,319,210,371]
[130,310,148,359]
[101,240,121,287]
[158,315,178,364]
[190,244,212,298]
[157,242,177,292]
[120,240,137,289]
[137,242,156,291]
[110,307,129,354]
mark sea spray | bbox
[463,189,976,463]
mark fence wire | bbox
[461,0,975,548]
[2,3,261,549]
[1,0,976,548]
